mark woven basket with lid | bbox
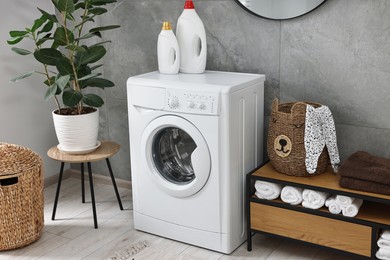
[0,143,44,251]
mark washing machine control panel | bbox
[165,89,219,115]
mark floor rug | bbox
[107,240,150,260]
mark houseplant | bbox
[7,0,120,153]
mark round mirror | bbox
[234,0,327,20]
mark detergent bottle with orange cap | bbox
[157,21,180,74]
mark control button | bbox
[168,98,180,109]
[199,102,206,110]
[187,101,195,109]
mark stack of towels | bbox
[254,181,329,209]
[254,181,364,217]
[377,230,390,260]
[325,195,363,217]
[339,151,390,195]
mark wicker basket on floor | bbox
[0,143,44,251]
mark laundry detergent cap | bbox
[161,21,172,30]
[184,0,195,9]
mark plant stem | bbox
[62,11,83,114]
[32,31,62,114]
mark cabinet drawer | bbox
[250,203,372,257]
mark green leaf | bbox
[89,25,120,33]
[31,15,47,32]
[36,33,53,46]
[91,0,117,6]
[56,57,74,77]
[9,31,29,37]
[77,65,92,79]
[82,78,114,89]
[74,2,85,9]
[10,71,35,82]
[75,32,96,40]
[89,41,111,48]
[76,45,106,66]
[78,72,101,81]
[57,0,75,13]
[34,48,63,66]
[37,8,58,23]
[7,37,24,45]
[90,64,103,70]
[53,27,74,46]
[44,83,58,101]
[11,47,32,55]
[83,93,103,107]
[89,7,107,15]
[65,44,86,52]
[44,76,56,86]
[38,21,54,34]
[63,88,83,107]
[55,75,70,90]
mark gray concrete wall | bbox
[94,0,390,180]
[1,0,63,178]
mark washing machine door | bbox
[141,115,211,197]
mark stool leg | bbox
[87,162,98,229]
[52,162,65,220]
[81,163,85,203]
[106,158,123,210]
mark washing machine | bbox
[127,71,265,254]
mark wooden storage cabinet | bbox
[247,163,390,259]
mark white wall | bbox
[0,0,66,178]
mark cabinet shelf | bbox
[247,162,389,259]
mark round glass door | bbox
[141,116,211,197]
[152,127,197,185]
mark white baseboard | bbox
[44,170,71,188]
[44,169,131,189]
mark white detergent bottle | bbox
[157,21,180,74]
[176,0,207,74]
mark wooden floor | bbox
[0,177,356,260]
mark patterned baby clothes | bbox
[305,104,340,174]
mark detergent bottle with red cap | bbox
[157,21,180,74]
[176,0,207,74]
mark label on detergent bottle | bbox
[157,21,180,74]
[176,0,207,74]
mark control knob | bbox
[199,102,206,110]
[168,98,180,109]
[187,101,195,109]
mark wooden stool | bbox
[47,141,123,229]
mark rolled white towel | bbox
[325,196,342,214]
[378,238,390,250]
[341,199,363,217]
[382,230,390,240]
[376,248,390,260]
[302,189,329,209]
[280,186,303,205]
[335,195,355,208]
[254,180,282,200]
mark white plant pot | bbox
[52,108,99,154]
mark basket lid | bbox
[0,143,42,177]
